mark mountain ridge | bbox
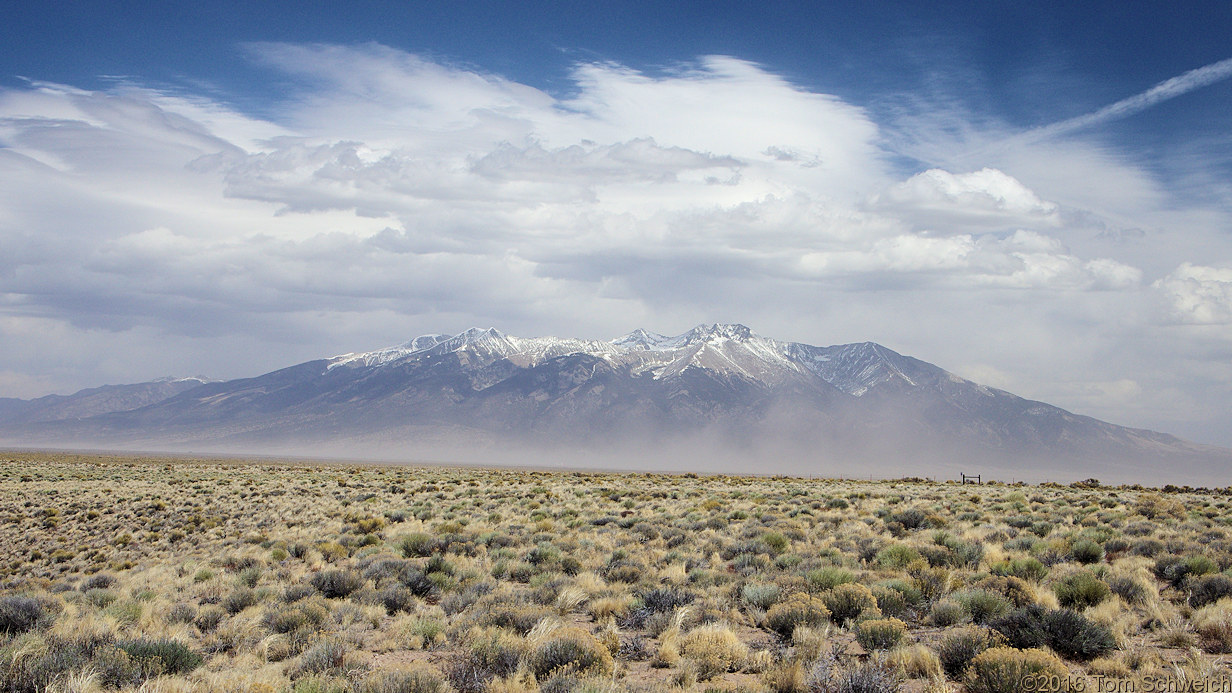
[0,324,1225,485]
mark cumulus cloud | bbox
[873,168,1059,232]
[1154,263,1232,324]
[1,43,1231,445]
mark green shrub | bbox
[965,647,1070,693]
[989,558,1048,582]
[855,618,907,651]
[954,589,1012,626]
[238,565,263,587]
[1053,571,1110,609]
[116,638,203,675]
[1070,540,1105,564]
[806,566,855,591]
[875,544,922,569]
[821,583,878,627]
[765,593,831,638]
[84,588,118,609]
[399,533,441,558]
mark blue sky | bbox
[2,1,1232,445]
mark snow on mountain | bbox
[326,323,955,395]
[2,323,1227,485]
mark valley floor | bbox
[2,451,1231,692]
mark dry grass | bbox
[1,451,1231,692]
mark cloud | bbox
[873,168,1059,232]
[1022,56,1232,144]
[1154,263,1232,324]
[1,43,1231,446]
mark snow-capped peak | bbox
[611,328,676,350]
[327,325,940,398]
[681,323,756,345]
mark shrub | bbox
[822,583,878,627]
[680,623,750,679]
[989,605,1049,649]
[238,565,263,587]
[1188,574,1232,608]
[264,603,325,634]
[195,604,225,632]
[854,618,907,651]
[95,646,160,689]
[875,545,922,570]
[84,588,118,608]
[927,599,970,627]
[741,582,782,610]
[1053,571,1110,609]
[0,595,51,634]
[358,667,454,693]
[285,583,317,603]
[937,626,1001,680]
[117,638,203,675]
[624,587,694,628]
[1042,609,1116,661]
[807,651,905,693]
[224,587,259,614]
[990,605,1115,661]
[527,627,614,678]
[447,627,524,689]
[167,602,196,624]
[1107,575,1151,606]
[953,589,1012,625]
[377,585,414,615]
[294,639,350,677]
[909,564,953,602]
[1070,540,1105,564]
[312,569,363,598]
[989,557,1048,582]
[965,647,1070,693]
[765,593,831,638]
[891,508,927,530]
[807,566,855,591]
[399,533,442,558]
[869,586,908,619]
[973,575,1037,608]
[82,573,117,590]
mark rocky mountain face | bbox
[0,325,1226,485]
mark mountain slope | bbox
[0,378,210,425]
[0,325,1225,485]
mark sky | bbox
[1,1,1232,446]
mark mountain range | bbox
[1,324,1227,485]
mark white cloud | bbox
[1,44,1231,444]
[874,168,1059,232]
[1154,263,1232,324]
